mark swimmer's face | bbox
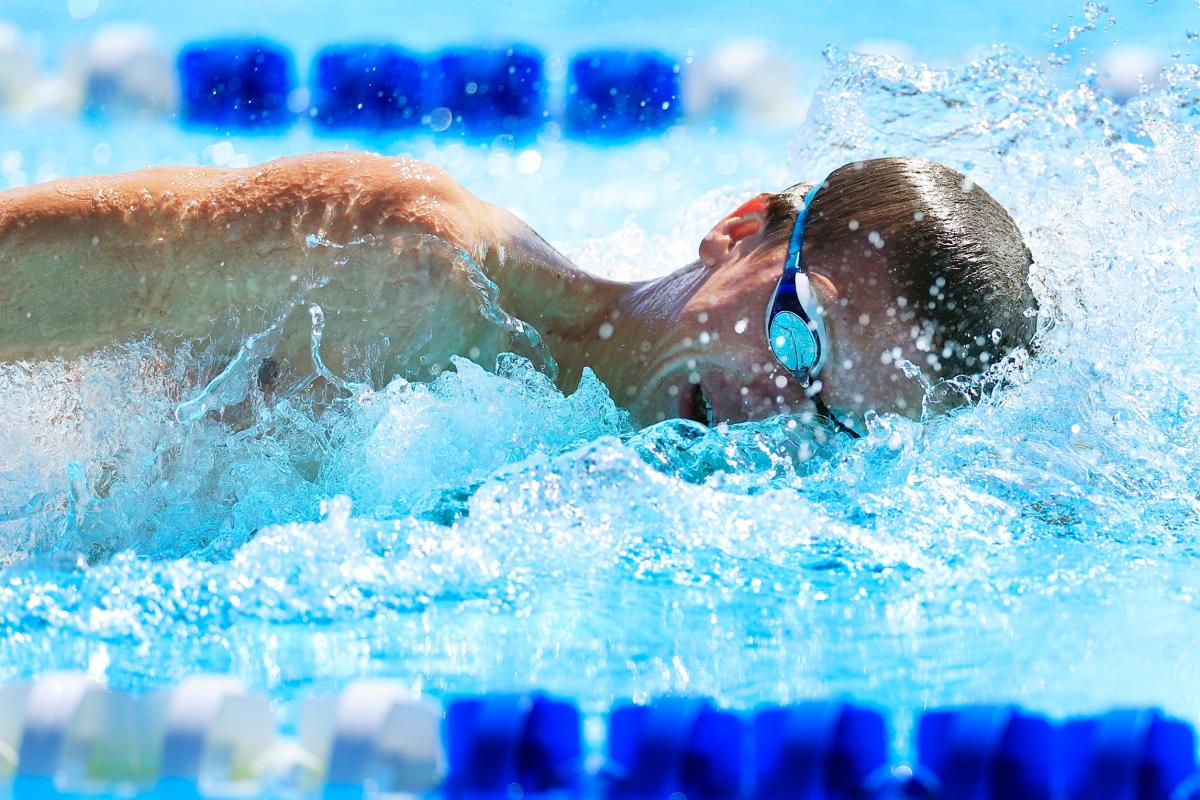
[628,197,927,427]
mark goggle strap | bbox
[811,392,862,439]
[783,181,826,276]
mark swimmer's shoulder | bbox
[0,165,227,244]
[224,152,495,246]
[0,152,502,252]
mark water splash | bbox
[173,307,295,424]
[3,44,1200,728]
[307,303,373,397]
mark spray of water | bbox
[1,37,1199,725]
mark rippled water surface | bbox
[3,41,1200,736]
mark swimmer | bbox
[0,152,1036,433]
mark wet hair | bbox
[762,157,1038,377]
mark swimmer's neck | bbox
[484,210,698,416]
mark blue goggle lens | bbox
[768,310,818,375]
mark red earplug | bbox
[730,195,769,218]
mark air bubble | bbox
[429,107,453,132]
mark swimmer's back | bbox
[0,152,487,255]
[0,153,496,361]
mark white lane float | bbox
[299,679,444,798]
[682,39,802,128]
[146,674,279,799]
[3,672,139,798]
[1097,45,1164,103]
[0,23,68,116]
[68,24,178,117]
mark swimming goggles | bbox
[764,182,862,439]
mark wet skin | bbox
[0,152,925,428]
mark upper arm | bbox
[0,153,505,360]
[229,152,492,249]
[0,153,489,253]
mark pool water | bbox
[3,0,1200,753]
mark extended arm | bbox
[0,152,496,361]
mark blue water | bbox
[6,0,1198,69]
[3,0,1200,749]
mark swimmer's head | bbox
[635,156,1038,429]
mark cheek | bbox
[709,335,807,420]
[728,368,809,421]
[828,347,928,415]
[831,348,884,398]
[671,364,784,424]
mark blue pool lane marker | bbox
[445,693,582,797]
[914,706,1057,800]
[1059,709,1198,800]
[431,46,547,136]
[175,41,693,138]
[179,39,294,130]
[752,701,889,800]
[566,50,682,137]
[608,697,743,800]
[311,45,425,131]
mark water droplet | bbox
[429,107,453,132]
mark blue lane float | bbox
[431,45,546,136]
[311,44,425,131]
[608,697,743,800]
[178,39,294,130]
[566,50,682,137]
[914,706,1057,800]
[1059,709,1198,800]
[445,693,582,797]
[753,701,889,800]
[175,40,687,138]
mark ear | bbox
[699,194,770,268]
